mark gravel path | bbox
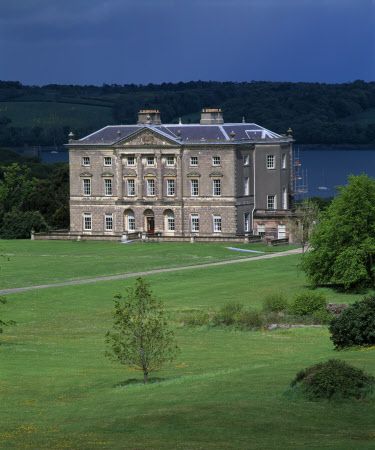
[0,247,302,296]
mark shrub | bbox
[182,310,210,326]
[291,359,375,400]
[235,309,263,330]
[212,301,243,326]
[289,291,327,316]
[311,308,334,324]
[329,296,375,349]
[262,293,288,313]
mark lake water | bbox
[38,146,375,198]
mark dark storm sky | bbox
[0,0,374,86]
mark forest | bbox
[1,80,375,146]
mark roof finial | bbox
[287,127,293,137]
[178,117,182,125]
[242,116,246,123]
[68,131,75,142]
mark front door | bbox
[146,217,155,234]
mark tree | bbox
[291,199,319,253]
[106,278,179,383]
[301,175,375,290]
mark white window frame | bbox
[213,179,221,196]
[190,179,199,197]
[267,194,276,210]
[83,213,92,231]
[104,178,113,196]
[83,178,91,196]
[146,156,155,167]
[166,212,175,231]
[82,156,90,166]
[282,153,287,169]
[191,214,199,232]
[212,156,221,166]
[105,214,113,231]
[257,224,266,236]
[213,215,222,233]
[127,156,136,166]
[127,213,135,231]
[244,213,250,232]
[166,156,175,167]
[282,187,288,210]
[127,179,136,196]
[166,179,175,196]
[146,178,156,196]
[244,177,249,196]
[267,155,275,169]
[190,156,198,166]
[104,156,112,166]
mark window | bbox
[191,179,199,196]
[83,213,92,231]
[243,154,250,166]
[190,156,198,166]
[212,156,221,166]
[278,224,286,239]
[82,156,90,166]
[83,178,91,196]
[127,156,135,166]
[104,179,112,196]
[146,156,155,166]
[267,155,275,169]
[213,179,221,196]
[257,224,265,236]
[244,177,249,196]
[146,179,155,196]
[105,214,113,231]
[267,194,276,210]
[166,156,175,166]
[191,214,199,232]
[127,212,135,231]
[282,187,288,210]
[104,157,112,166]
[166,211,175,231]
[244,213,250,232]
[213,215,222,233]
[282,153,287,169]
[127,179,136,196]
[167,179,175,196]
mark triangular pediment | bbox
[116,128,179,147]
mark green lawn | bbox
[1,253,374,449]
[0,240,297,289]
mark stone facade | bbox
[67,109,293,239]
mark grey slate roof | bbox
[76,123,283,145]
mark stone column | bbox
[156,152,162,199]
[137,154,143,198]
[117,153,123,199]
[177,152,184,235]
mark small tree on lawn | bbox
[291,199,319,253]
[106,277,178,384]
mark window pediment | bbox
[123,169,137,178]
[80,171,93,177]
[187,171,201,178]
[101,172,114,177]
[209,171,223,178]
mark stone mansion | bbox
[67,109,293,240]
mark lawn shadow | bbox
[114,377,166,388]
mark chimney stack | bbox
[200,108,224,125]
[137,109,161,125]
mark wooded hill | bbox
[1,80,375,146]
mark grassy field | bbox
[0,101,113,129]
[0,240,296,289]
[1,246,374,449]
